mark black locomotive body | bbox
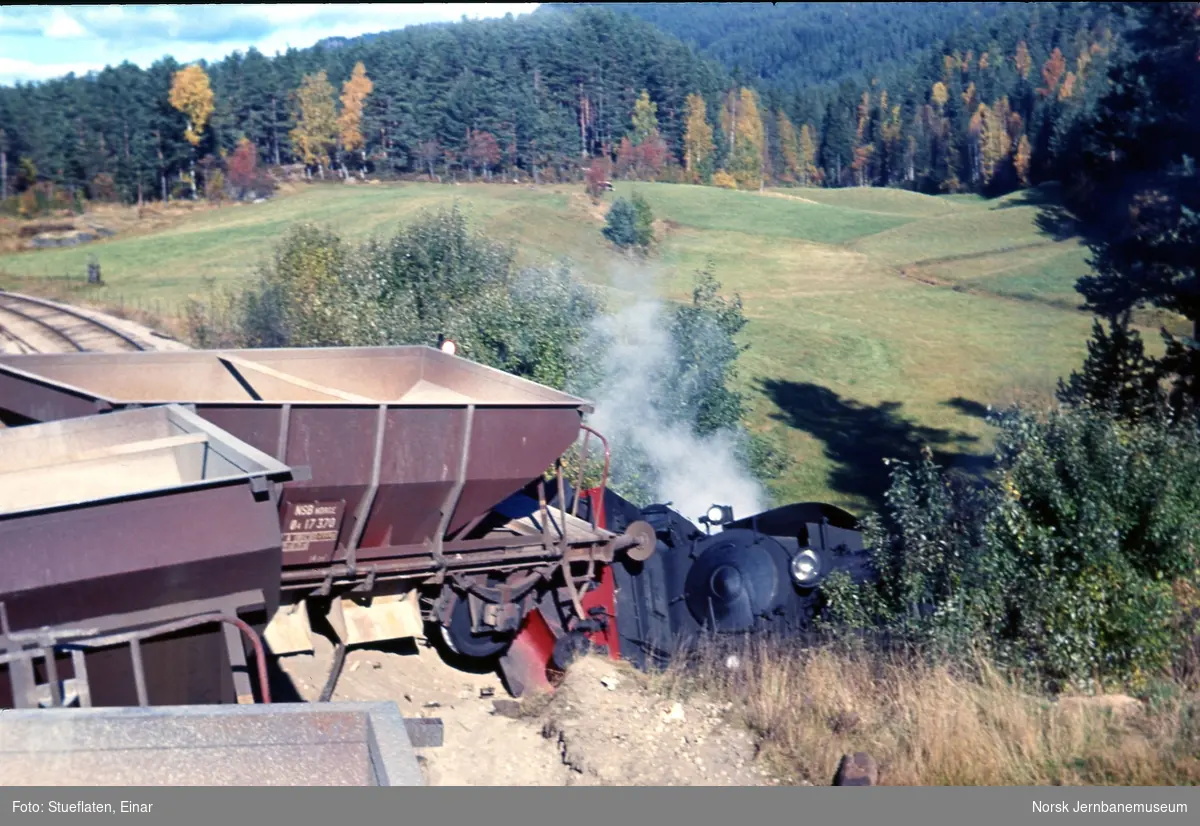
[576,488,872,670]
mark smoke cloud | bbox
[577,262,766,528]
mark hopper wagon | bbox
[0,346,655,697]
[0,404,292,709]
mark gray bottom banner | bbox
[3,787,1195,826]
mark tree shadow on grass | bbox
[761,379,993,513]
[992,182,1065,210]
[943,395,993,421]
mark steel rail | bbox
[0,298,86,352]
[0,289,146,352]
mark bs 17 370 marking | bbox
[281,500,346,555]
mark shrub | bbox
[585,156,611,202]
[712,169,737,189]
[602,197,639,249]
[257,223,361,346]
[206,170,226,203]
[190,206,601,394]
[630,190,654,248]
[89,173,117,203]
[826,404,1200,693]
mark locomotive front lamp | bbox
[438,336,457,355]
[790,548,822,586]
[701,504,734,526]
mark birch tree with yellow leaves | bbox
[290,71,338,180]
[683,93,714,183]
[721,88,765,190]
[168,64,214,198]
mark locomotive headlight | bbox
[440,339,457,355]
[790,548,822,585]
[701,504,734,527]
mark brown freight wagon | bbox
[0,404,294,708]
[0,346,652,696]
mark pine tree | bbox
[1056,316,1164,423]
[602,197,638,249]
[630,190,654,248]
[1070,2,1200,407]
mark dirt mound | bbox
[539,656,775,786]
[275,635,777,786]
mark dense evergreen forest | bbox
[565,2,1013,91]
[0,3,1134,208]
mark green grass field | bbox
[0,180,1116,514]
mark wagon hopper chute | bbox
[0,404,293,709]
[0,346,654,696]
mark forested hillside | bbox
[0,8,724,205]
[0,3,1135,209]
[552,2,1012,91]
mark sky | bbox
[0,4,542,85]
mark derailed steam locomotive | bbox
[487,480,869,694]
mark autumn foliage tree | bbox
[1014,40,1032,80]
[1040,47,1067,98]
[627,90,668,181]
[1014,134,1032,186]
[683,93,714,183]
[776,110,801,184]
[721,88,765,190]
[229,138,260,198]
[585,155,611,202]
[615,137,636,180]
[798,124,819,186]
[337,62,373,178]
[290,71,338,179]
[466,129,501,180]
[168,64,214,198]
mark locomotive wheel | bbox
[437,595,513,661]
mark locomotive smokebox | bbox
[576,488,870,671]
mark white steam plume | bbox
[581,262,765,528]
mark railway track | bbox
[0,290,148,354]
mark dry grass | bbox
[648,641,1200,785]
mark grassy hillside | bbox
[0,181,1111,514]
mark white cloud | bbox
[0,56,105,84]
[0,4,542,85]
[44,8,87,39]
